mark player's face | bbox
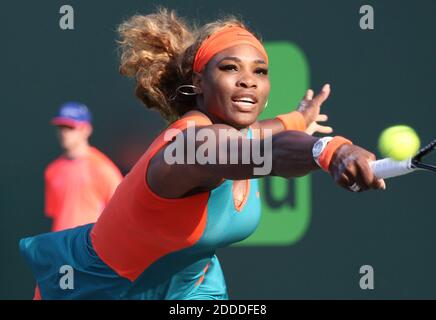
[56,124,91,151]
[195,44,270,129]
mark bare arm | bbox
[148,120,385,198]
[147,124,319,198]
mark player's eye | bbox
[255,67,268,75]
[219,64,238,72]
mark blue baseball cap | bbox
[51,102,92,127]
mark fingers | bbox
[348,157,387,191]
[305,122,333,135]
[343,160,369,192]
[304,89,314,101]
[353,161,373,192]
[335,170,364,193]
[302,84,330,105]
[307,114,333,134]
[311,84,331,106]
[330,144,387,192]
[299,85,331,128]
[322,83,331,94]
[360,155,386,190]
[316,114,328,122]
[375,178,386,190]
[359,158,387,190]
[337,173,352,190]
[315,125,333,134]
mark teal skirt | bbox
[19,224,228,300]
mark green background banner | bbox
[1,0,435,299]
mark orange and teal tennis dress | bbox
[19,112,261,300]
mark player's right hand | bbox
[329,144,386,192]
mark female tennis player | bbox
[20,8,385,300]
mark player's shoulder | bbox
[164,110,213,133]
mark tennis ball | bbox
[378,125,420,160]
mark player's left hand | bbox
[297,84,333,136]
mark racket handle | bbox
[369,158,414,179]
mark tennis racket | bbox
[370,139,436,179]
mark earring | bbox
[170,85,198,101]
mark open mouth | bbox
[231,94,258,107]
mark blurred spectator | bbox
[45,102,122,231]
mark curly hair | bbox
[117,8,256,122]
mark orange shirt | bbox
[45,147,122,232]
[90,112,212,281]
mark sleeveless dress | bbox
[19,111,262,300]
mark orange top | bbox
[45,147,122,231]
[90,112,214,281]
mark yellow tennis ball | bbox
[378,125,420,160]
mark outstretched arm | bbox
[147,123,385,199]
